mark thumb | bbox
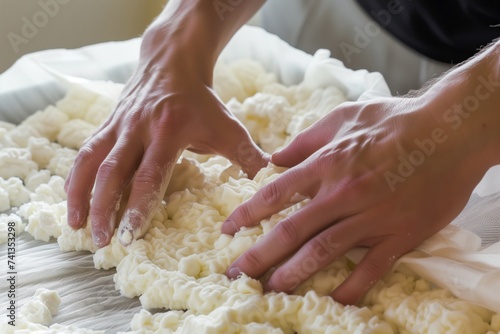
[231,139,270,178]
[214,116,270,178]
[273,102,357,167]
[272,120,332,167]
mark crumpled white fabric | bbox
[347,223,500,313]
[407,229,500,313]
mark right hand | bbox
[65,50,269,248]
[223,95,495,305]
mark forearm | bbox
[139,0,266,83]
[422,40,500,166]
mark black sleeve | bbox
[355,0,500,63]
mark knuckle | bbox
[126,110,144,125]
[260,182,283,206]
[74,145,95,166]
[241,247,264,270]
[334,174,374,202]
[234,204,255,227]
[304,238,331,262]
[274,218,299,246]
[315,147,341,171]
[133,167,161,186]
[97,159,120,178]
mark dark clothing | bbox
[356,0,500,63]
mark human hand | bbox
[222,96,494,305]
[65,56,268,248]
[64,0,271,248]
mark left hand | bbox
[221,96,493,305]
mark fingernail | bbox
[92,211,116,247]
[119,227,134,247]
[92,229,109,247]
[118,210,136,246]
[68,208,82,229]
[222,219,237,235]
[226,266,241,280]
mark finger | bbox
[331,239,403,305]
[64,119,112,193]
[272,103,356,168]
[64,167,73,193]
[226,196,343,280]
[221,166,319,235]
[65,114,115,192]
[272,119,332,167]
[117,136,183,246]
[264,216,363,293]
[213,115,270,178]
[89,135,143,247]
[227,139,270,179]
[66,131,116,229]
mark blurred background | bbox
[0,0,166,73]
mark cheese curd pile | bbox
[1,59,500,334]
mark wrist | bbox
[138,0,265,85]
[140,17,217,84]
[422,41,500,168]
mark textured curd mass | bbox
[0,59,499,333]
